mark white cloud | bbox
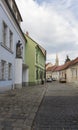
[16,0,78,64]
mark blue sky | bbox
[16,0,78,64]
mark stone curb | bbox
[26,85,47,130]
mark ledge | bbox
[1,44,13,54]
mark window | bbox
[8,63,12,80]
[7,0,12,6]
[12,4,16,16]
[9,30,13,50]
[1,60,6,80]
[36,48,38,63]
[17,14,21,25]
[3,21,7,46]
[36,68,38,80]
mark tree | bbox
[65,55,71,63]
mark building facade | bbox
[66,57,78,84]
[52,57,78,84]
[25,34,46,85]
[0,0,28,91]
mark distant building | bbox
[52,57,78,84]
[66,57,78,84]
[46,54,59,80]
[46,63,53,70]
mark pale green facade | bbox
[25,35,46,85]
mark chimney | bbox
[26,31,29,36]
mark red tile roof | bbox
[46,66,52,71]
[46,57,78,72]
[55,61,71,71]
[55,57,78,71]
[46,62,52,67]
[70,57,78,66]
[46,65,57,71]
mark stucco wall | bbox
[67,64,78,84]
[66,68,72,83]
[0,1,25,90]
[52,71,59,80]
[25,35,46,85]
[25,36,36,84]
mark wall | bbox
[15,59,22,88]
[35,46,46,84]
[22,67,29,86]
[52,71,59,80]
[25,35,46,85]
[0,1,25,90]
[25,36,36,85]
[67,64,78,84]
[66,68,72,83]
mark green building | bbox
[25,33,46,85]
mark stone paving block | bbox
[24,119,33,126]
[28,113,36,121]
[0,84,47,129]
[32,82,78,129]
[13,128,22,130]
[2,126,13,130]
[31,107,38,113]
[0,126,3,130]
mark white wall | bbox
[15,59,22,84]
[22,67,29,85]
[0,1,26,90]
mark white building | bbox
[0,0,28,91]
[66,57,78,84]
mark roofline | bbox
[13,0,22,21]
[25,34,46,56]
[36,44,46,56]
[69,57,78,67]
[4,0,26,42]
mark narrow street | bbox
[32,82,78,130]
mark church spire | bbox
[55,54,59,66]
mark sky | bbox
[15,0,78,65]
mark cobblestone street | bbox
[32,82,78,130]
[0,84,46,130]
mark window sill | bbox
[1,44,13,54]
[8,79,12,80]
[0,79,6,81]
[0,79,12,81]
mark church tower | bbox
[55,54,59,66]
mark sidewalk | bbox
[0,84,47,130]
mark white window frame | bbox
[0,60,6,80]
[2,21,7,46]
[9,30,13,51]
[8,63,12,80]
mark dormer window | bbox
[6,0,22,26]
[17,14,21,25]
[12,4,16,16]
[7,0,12,8]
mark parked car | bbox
[46,78,52,82]
[52,78,56,81]
[59,78,66,83]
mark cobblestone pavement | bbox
[32,82,78,130]
[0,84,47,130]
